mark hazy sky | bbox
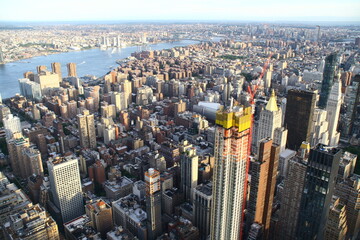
[1,0,359,22]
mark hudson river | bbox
[0,40,199,98]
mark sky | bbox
[1,0,359,22]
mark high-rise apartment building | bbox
[77,110,96,148]
[319,53,338,108]
[334,175,360,239]
[210,106,252,240]
[145,168,162,240]
[326,74,342,146]
[285,89,316,150]
[277,152,308,239]
[324,196,348,240]
[34,70,60,94]
[18,78,42,100]
[247,139,279,239]
[3,113,21,139]
[47,155,84,223]
[67,62,77,77]
[296,144,342,239]
[22,146,44,178]
[194,182,212,239]
[51,62,62,82]
[180,140,198,203]
[7,133,30,177]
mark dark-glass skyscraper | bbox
[285,89,316,150]
[319,53,338,108]
[296,144,342,240]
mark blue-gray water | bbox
[0,40,199,99]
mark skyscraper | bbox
[7,133,30,177]
[254,90,286,153]
[77,110,96,148]
[180,140,198,203]
[51,62,62,82]
[194,182,212,239]
[319,53,338,108]
[210,106,252,240]
[277,144,309,240]
[67,62,77,77]
[247,139,280,239]
[145,168,162,240]
[47,155,84,223]
[296,144,342,239]
[285,89,316,150]
[334,175,360,239]
[18,78,42,100]
[326,74,342,146]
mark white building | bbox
[310,108,329,147]
[18,78,42,100]
[254,90,286,154]
[3,113,21,139]
[47,155,84,223]
[326,75,342,146]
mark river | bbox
[0,40,200,99]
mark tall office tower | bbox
[324,196,347,240]
[194,182,212,239]
[254,90,284,153]
[145,168,162,240]
[326,74,342,146]
[277,149,308,239]
[77,110,96,148]
[285,89,316,150]
[296,145,342,240]
[247,139,280,239]
[210,106,252,240]
[51,62,62,82]
[67,62,77,77]
[3,113,21,139]
[334,176,360,239]
[180,140,198,203]
[309,108,329,147]
[36,65,47,73]
[7,133,30,177]
[47,155,84,223]
[319,53,338,108]
[18,78,42,100]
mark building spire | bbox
[265,89,278,112]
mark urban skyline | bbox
[0,2,359,239]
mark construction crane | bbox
[240,52,273,237]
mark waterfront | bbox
[0,40,199,98]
